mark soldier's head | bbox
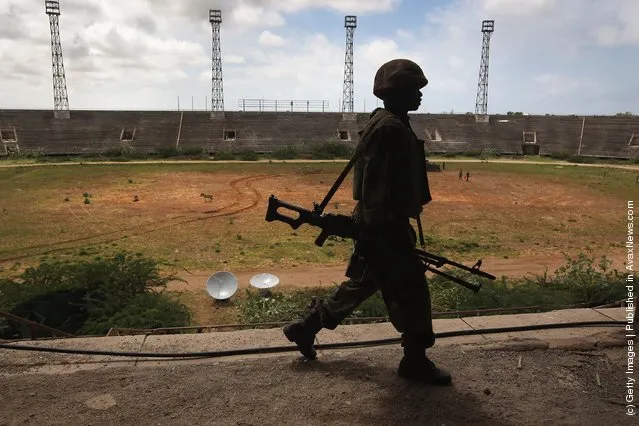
[373,59,428,112]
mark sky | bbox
[0,0,638,115]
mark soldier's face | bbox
[386,88,422,112]
[407,89,422,111]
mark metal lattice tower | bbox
[341,16,357,113]
[45,0,70,119]
[209,9,224,113]
[474,20,494,121]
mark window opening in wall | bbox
[0,128,17,142]
[4,144,19,155]
[425,128,442,141]
[338,130,350,141]
[629,133,639,147]
[521,143,540,155]
[523,131,537,144]
[224,130,236,141]
[120,128,136,141]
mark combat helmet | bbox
[373,59,428,99]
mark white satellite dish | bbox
[206,271,238,300]
[250,273,280,289]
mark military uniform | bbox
[311,106,435,347]
[284,59,451,385]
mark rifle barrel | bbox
[416,249,495,280]
[425,266,482,293]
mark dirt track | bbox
[0,158,638,170]
[0,173,270,263]
[0,345,632,425]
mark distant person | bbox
[458,169,463,180]
[465,172,471,182]
[442,162,446,171]
[282,58,451,386]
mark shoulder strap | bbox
[314,109,393,214]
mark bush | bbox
[480,148,499,160]
[80,292,191,334]
[272,146,299,160]
[236,251,631,325]
[102,142,140,159]
[310,142,354,159]
[155,146,206,159]
[178,147,205,157]
[212,151,236,160]
[429,251,629,312]
[237,150,259,161]
[548,152,570,160]
[566,155,596,164]
[155,146,179,158]
[0,252,191,338]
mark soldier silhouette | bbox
[283,59,451,385]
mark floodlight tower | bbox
[45,0,70,119]
[209,9,224,113]
[341,16,357,113]
[474,19,494,122]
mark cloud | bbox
[261,0,400,13]
[395,29,413,40]
[0,0,637,114]
[533,73,594,96]
[226,55,247,65]
[481,0,557,17]
[258,31,286,47]
[230,4,285,29]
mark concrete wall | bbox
[0,110,179,155]
[1,109,638,158]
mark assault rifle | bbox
[265,195,495,293]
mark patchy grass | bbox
[0,162,636,277]
[236,251,631,324]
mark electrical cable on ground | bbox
[0,321,624,360]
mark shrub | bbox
[238,286,387,324]
[212,151,236,160]
[272,146,299,160]
[566,155,596,164]
[237,150,258,161]
[80,292,191,335]
[179,147,205,157]
[155,146,179,158]
[236,251,631,325]
[480,148,499,160]
[310,142,354,159]
[429,251,629,312]
[548,152,570,160]
[0,252,191,338]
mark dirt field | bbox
[0,344,632,425]
[0,161,636,324]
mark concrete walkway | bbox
[0,307,633,426]
[0,307,628,374]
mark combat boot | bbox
[283,305,322,360]
[397,354,452,386]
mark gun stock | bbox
[265,195,308,230]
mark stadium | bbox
[0,2,637,425]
